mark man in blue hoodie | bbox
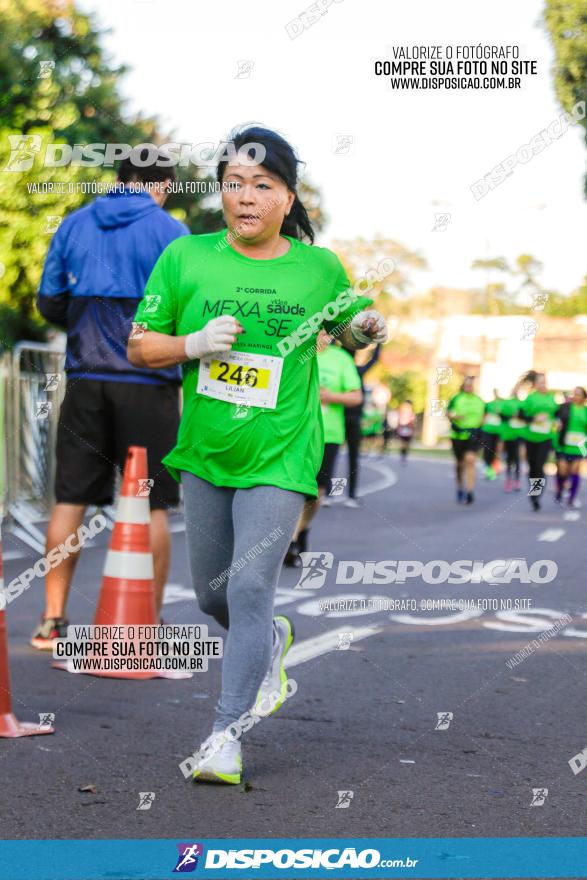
[32,152,189,649]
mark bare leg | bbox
[464,451,477,492]
[45,503,87,619]
[292,493,324,540]
[150,509,170,616]
[455,459,464,489]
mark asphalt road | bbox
[1,449,586,864]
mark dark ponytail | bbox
[216,124,315,244]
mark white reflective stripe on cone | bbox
[103,551,154,580]
[115,497,151,525]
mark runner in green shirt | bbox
[519,373,559,510]
[554,386,587,508]
[128,125,388,785]
[447,376,485,505]
[499,382,525,492]
[480,390,504,481]
[284,334,361,565]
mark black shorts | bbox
[556,451,583,463]
[55,378,180,510]
[317,443,340,491]
[451,434,480,460]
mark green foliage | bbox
[543,0,587,193]
[386,371,428,413]
[0,0,326,349]
[544,276,587,314]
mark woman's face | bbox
[573,387,586,405]
[221,162,294,244]
[535,374,547,393]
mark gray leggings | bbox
[181,471,305,731]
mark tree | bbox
[471,256,511,314]
[0,0,326,347]
[332,236,427,319]
[543,0,587,194]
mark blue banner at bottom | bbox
[1,837,586,879]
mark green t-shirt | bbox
[558,403,587,456]
[481,398,503,435]
[133,231,372,497]
[499,396,525,441]
[520,391,559,443]
[447,392,485,440]
[317,344,361,445]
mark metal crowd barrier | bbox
[1,340,66,553]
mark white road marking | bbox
[357,460,397,498]
[1,549,28,561]
[537,528,565,542]
[162,583,194,604]
[284,624,383,668]
[563,511,581,522]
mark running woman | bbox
[396,399,416,465]
[555,386,587,508]
[128,126,388,785]
[447,376,485,505]
[499,383,524,492]
[519,372,559,511]
[480,390,503,481]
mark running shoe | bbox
[531,496,541,511]
[192,733,242,785]
[283,540,302,568]
[485,465,497,481]
[321,497,332,508]
[513,479,521,492]
[456,489,466,504]
[344,498,360,509]
[464,491,475,505]
[30,617,69,651]
[504,477,513,493]
[255,615,295,717]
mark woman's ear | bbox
[285,190,296,216]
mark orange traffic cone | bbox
[95,446,157,629]
[0,524,54,737]
[56,446,190,680]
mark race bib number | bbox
[509,417,525,429]
[197,350,283,409]
[565,431,587,447]
[483,413,501,427]
[531,416,553,434]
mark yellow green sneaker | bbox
[255,615,295,717]
[192,733,242,785]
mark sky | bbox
[78,0,586,298]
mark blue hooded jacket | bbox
[38,190,189,384]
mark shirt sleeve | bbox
[133,242,178,335]
[322,255,373,335]
[341,352,362,392]
[37,228,70,327]
[39,228,68,296]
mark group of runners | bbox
[447,372,587,510]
